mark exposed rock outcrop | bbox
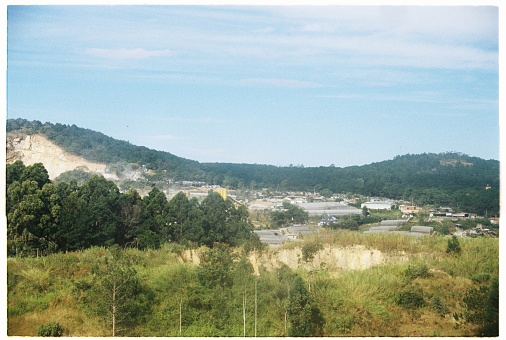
[6,133,118,180]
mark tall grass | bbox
[7,232,497,337]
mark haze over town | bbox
[6,2,499,167]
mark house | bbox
[399,205,419,215]
[318,214,338,227]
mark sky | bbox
[5,2,501,168]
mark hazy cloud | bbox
[240,77,322,88]
[84,48,174,60]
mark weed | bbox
[404,263,430,281]
[37,321,64,337]
[395,285,425,309]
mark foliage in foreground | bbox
[7,233,498,337]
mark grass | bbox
[7,231,498,337]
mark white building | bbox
[361,201,394,210]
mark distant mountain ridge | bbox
[6,118,499,215]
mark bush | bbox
[37,322,64,337]
[395,285,425,309]
[301,241,323,263]
[431,295,449,317]
[404,263,430,280]
[446,236,461,254]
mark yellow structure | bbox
[215,188,227,200]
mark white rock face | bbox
[6,134,118,180]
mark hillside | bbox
[6,118,500,215]
[6,119,500,337]
[7,233,499,337]
[6,133,120,180]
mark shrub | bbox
[431,295,449,317]
[37,322,64,337]
[470,273,491,284]
[446,236,461,254]
[404,263,430,280]
[301,241,324,263]
[395,285,425,309]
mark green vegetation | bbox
[6,161,259,256]
[460,275,499,336]
[7,233,498,337]
[446,235,462,254]
[270,201,309,227]
[6,118,500,336]
[7,118,500,215]
[37,322,64,337]
[287,275,325,336]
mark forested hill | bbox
[6,118,499,215]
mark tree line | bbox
[7,118,500,216]
[6,161,260,257]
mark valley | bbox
[5,119,500,337]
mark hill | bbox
[6,118,500,215]
[7,233,499,336]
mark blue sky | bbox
[6,4,500,167]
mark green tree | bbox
[200,192,230,247]
[287,275,325,336]
[197,243,236,289]
[6,160,26,186]
[55,190,88,251]
[86,247,148,336]
[79,175,121,247]
[184,198,205,244]
[20,162,50,189]
[138,230,160,250]
[232,253,255,337]
[270,202,308,227]
[6,161,64,256]
[446,235,461,255]
[141,187,169,238]
[117,189,145,247]
[167,191,192,243]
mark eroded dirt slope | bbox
[6,133,118,180]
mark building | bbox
[296,202,362,216]
[318,214,338,227]
[380,219,408,226]
[361,201,394,210]
[253,229,286,247]
[399,205,419,215]
[285,224,317,239]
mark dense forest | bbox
[6,161,261,257]
[6,118,500,215]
